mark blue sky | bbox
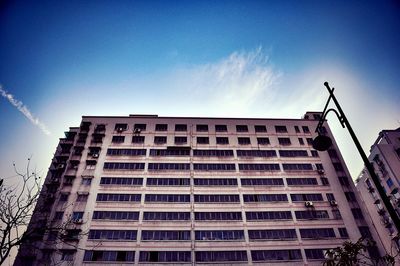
[0,0,399,183]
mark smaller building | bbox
[356,128,400,254]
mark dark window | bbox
[196,124,208,132]
[255,125,267,132]
[278,138,291,145]
[216,137,229,144]
[193,149,233,157]
[275,126,288,133]
[279,150,308,157]
[148,163,190,171]
[88,230,137,240]
[141,231,191,241]
[175,124,187,131]
[195,230,244,241]
[83,251,135,262]
[76,194,88,202]
[239,164,280,171]
[338,176,350,186]
[358,226,372,238]
[59,194,69,201]
[145,194,190,203]
[61,251,75,261]
[238,137,251,145]
[54,211,64,220]
[154,136,167,144]
[195,251,247,262]
[96,193,141,202]
[316,163,324,170]
[248,229,297,240]
[345,192,357,202]
[241,178,283,186]
[132,136,145,143]
[294,126,300,133]
[302,126,310,133]
[332,210,342,220]
[305,249,326,260]
[155,124,168,131]
[290,194,323,202]
[306,138,313,145]
[333,162,344,171]
[237,150,277,157]
[236,125,248,132]
[92,211,139,220]
[326,193,335,201]
[143,212,190,221]
[150,149,190,156]
[295,210,329,220]
[134,124,146,131]
[139,251,191,262]
[246,211,292,221]
[299,138,304,145]
[300,228,335,239]
[194,178,237,186]
[311,150,319,157]
[287,178,317,186]
[195,212,242,221]
[194,163,235,171]
[321,177,330,186]
[147,178,190,186]
[103,162,145,170]
[283,163,313,171]
[197,137,209,144]
[100,177,143,186]
[252,250,302,261]
[112,136,125,143]
[115,124,128,131]
[243,194,288,202]
[338,228,349,238]
[175,136,187,144]
[194,194,240,203]
[351,208,364,219]
[328,149,338,159]
[257,137,270,145]
[107,149,146,156]
[215,125,227,132]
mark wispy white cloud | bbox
[0,85,51,135]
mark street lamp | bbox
[313,82,400,233]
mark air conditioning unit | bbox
[305,201,314,207]
[92,153,99,158]
[117,127,124,132]
[56,164,65,169]
[134,128,141,133]
[329,200,338,206]
[317,169,325,174]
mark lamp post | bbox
[312,82,400,233]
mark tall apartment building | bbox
[15,112,382,265]
[356,128,400,254]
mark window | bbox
[103,162,145,170]
[59,194,69,202]
[197,137,209,144]
[302,126,310,133]
[175,124,187,131]
[257,137,270,145]
[283,163,313,171]
[147,178,190,186]
[326,193,336,201]
[88,230,137,240]
[112,136,125,143]
[100,177,143,186]
[194,149,233,157]
[300,228,335,239]
[154,136,167,144]
[148,163,190,171]
[246,211,292,221]
[290,193,323,202]
[194,178,237,186]
[345,192,357,202]
[298,138,304,145]
[286,178,317,186]
[216,137,229,144]
[92,211,139,220]
[305,249,326,260]
[96,193,141,202]
[278,138,291,145]
[295,210,329,220]
[237,150,276,157]
[316,163,324,170]
[244,194,288,202]
[279,150,308,157]
[351,208,364,219]
[155,124,168,131]
[275,126,288,133]
[81,178,92,185]
[77,194,88,202]
[134,124,147,131]
[150,149,190,156]
[83,250,135,262]
[143,212,190,221]
[239,163,280,171]
[132,136,145,143]
[54,211,64,220]
[358,226,372,238]
[255,125,267,132]
[333,162,344,171]
[145,194,190,203]
[241,178,283,186]
[139,251,191,262]
[236,125,248,132]
[175,136,187,144]
[215,125,227,132]
[141,231,190,241]
[294,126,300,133]
[338,228,349,238]
[386,178,394,188]
[72,212,84,221]
[328,149,338,159]
[306,138,313,145]
[61,250,75,261]
[114,123,128,131]
[194,194,240,203]
[107,149,146,156]
[252,249,302,261]
[196,124,208,132]
[195,251,247,262]
[311,150,319,157]
[248,229,297,240]
[195,212,242,221]
[332,210,342,219]
[194,163,235,171]
[321,177,330,186]
[196,230,244,241]
[338,176,350,186]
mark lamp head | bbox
[312,135,332,151]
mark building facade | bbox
[356,128,400,254]
[15,112,382,265]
